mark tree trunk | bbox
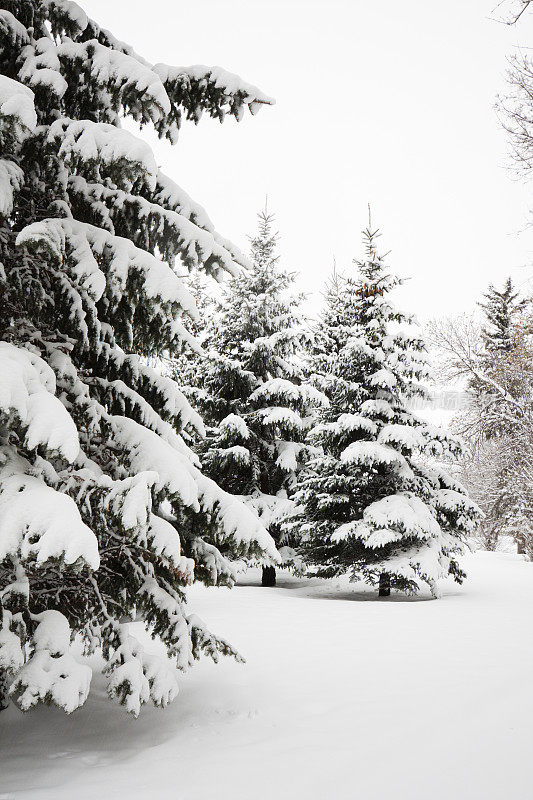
[378,572,390,597]
[262,566,276,587]
[0,670,9,711]
[485,525,499,551]
[516,534,526,555]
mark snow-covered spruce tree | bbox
[183,209,327,586]
[0,0,279,715]
[289,224,480,598]
[478,277,527,356]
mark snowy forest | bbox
[0,1,532,799]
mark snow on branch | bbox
[97,346,205,438]
[0,159,23,217]
[152,64,274,140]
[56,37,171,120]
[104,623,179,716]
[0,342,80,461]
[0,473,99,569]
[0,10,30,48]
[0,74,37,133]
[15,217,106,303]
[39,6,274,141]
[249,378,329,409]
[340,440,409,469]
[47,118,159,191]
[154,171,251,269]
[67,175,248,278]
[111,415,279,562]
[10,611,92,713]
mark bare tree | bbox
[497,54,533,180]
[427,309,533,554]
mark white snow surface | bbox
[1,552,531,799]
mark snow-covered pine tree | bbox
[478,277,527,355]
[473,277,529,438]
[0,0,279,716]
[291,223,480,597]
[183,209,327,586]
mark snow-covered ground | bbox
[1,552,531,800]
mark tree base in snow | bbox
[378,573,391,597]
[262,566,276,586]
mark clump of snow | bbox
[0,473,100,569]
[321,413,379,437]
[219,445,251,465]
[340,440,407,468]
[369,368,397,389]
[0,74,37,131]
[276,441,304,473]
[31,610,71,655]
[377,424,427,451]
[19,37,69,98]
[148,514,194,579]
[0,620,25,674]
[257,407,302,430]
[0,159,24,217]
[43,0,89,34]
[249,378,328,408]
[0,342,80,461]
[10,611,92,714]
[219,414,250,439]
[0,10,30,46]
[360,399,395,419]
[333,494,441,548]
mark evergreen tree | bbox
[0,0,278,715]
[290,224,480,597]
[185,209,326,586]
[478,277,526,355]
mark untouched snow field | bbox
[1,552,531,800]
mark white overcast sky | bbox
[83,0,533,321]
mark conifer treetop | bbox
[478,276,528,354]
